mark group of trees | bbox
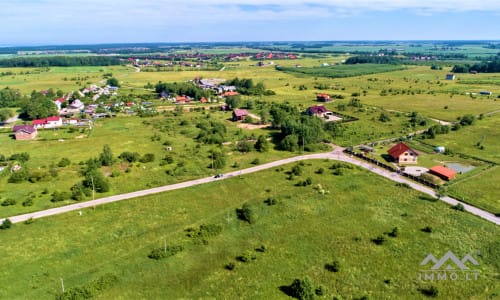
[225,77,275,96]
[0,87,22,108]
[155,81,212,100]
[345,55,401,64]
[18,90,58,120]
[0,56,121,67]
[452,57,500,73]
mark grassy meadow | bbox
[0,160,498,299]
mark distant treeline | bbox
[0,56,122,67]
[345,55,401,64]
[452,57,500,73]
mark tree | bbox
[83,169,110,193]
[210,149,226,169]
[236,140,253,153]
[254,135,270,152]
[289,277,315,300]
[0,218,12,230]
[225,96,242,109]
[18,91,58,120]
[280,134,299,151]
[0,108,14,122]
[99,145,113,166]
[119,151,140,163]
[236,203,255,224]
[106,77,120,87]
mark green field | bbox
[277,64,406,79]
[1,160,498,299]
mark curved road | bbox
[2,147,499,225]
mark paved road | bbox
[3,147,498,225]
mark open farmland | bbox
[0,161,498,299]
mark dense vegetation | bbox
[344,55,401,64]
[452,56,500,73]
[154,81,212,99]
[0,56,122,67]
[275,64,405,78]
[224,77,276,96]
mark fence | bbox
[343,148,437,189]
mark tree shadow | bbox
[278,285,295,298]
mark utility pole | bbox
[90,175,95,201]
[164,237,167,253]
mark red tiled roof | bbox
[429,165,456,180]
[388,142,417,159]
[223,91,239,97]
[200,97,208,103]
[32,119,47,125]
[54,97,64,103]
[46,116,61,122]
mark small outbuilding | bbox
[429,165,456,181]
[445,73,456,80]
[232,109,248,121]
[13,125,38,140]
[316,93,332,102]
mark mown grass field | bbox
[0,161,498,299]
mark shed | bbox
[232,109,248,121]
[445,73,455,80]
[429,165,456,181]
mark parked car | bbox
[214,173,224,178]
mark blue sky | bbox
[1,0,499,45]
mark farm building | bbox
[316,93,332,102]
[13,125,37,140]
[435,146,446,153]
[445,73,456,80]
[429,165,456,181]
[387,142,418,164]
[232,109,248,121]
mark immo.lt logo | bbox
[418,250,480,281]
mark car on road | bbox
[214,173,224,178]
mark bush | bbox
[325,260,340,272]
[238,250,257,262]
[119,151,140,163]
[51,191,71,202]
[148,245,184,260]
[236,203,255,224]
[316,167,324,174]
[185,224,222,240]
[421,226,433,233]
[419,286,439,297]
[452,203,465,211]
[225,262,236,270]
[251,158,260,165]
[372,235,386,245]
[387,227,399,237]
[289,277,315,300]
[22,199,33,207]
[264,197,278,206]
[57,157,71,167]
[0,218,12,230]
[139,153,155,163]
[1,198,16,206]
[315,285,327,296]
[9,152,30,162]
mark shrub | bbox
[9,152,30,162]
[225,262,236,270]
[372,235,386,245]
[119,151,140,163]
[419,286,439,297]
[236,203,255,224]
[387,227,399,238]
[452,203,465,211]
[57,157,71,167]
[316,167,324,174]
[251,158,260,165]
[185,224,222,240]
[24,217,35,225]
[291,164,302,176]
[148,245,184,260]
[264,197,278,206]
[238,250,257,262]
[315,285,327,296]
[289,277,315,300]
[325,260,340,272]
[1,198,16,206]
[139,153,155,163]
[22,199,33,207]
[0,218,12,229]
[395,182,411,188]
[255,245,267,252]
[421,226,433,233]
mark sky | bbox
[1,0,499,46]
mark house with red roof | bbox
[429,165,456,181]
[316,93,332,102]
[46,116,63,128]
[32,118,47,129]
[232,109,248,121]
[13,125,37,140]
[223,91,239,97]
[54,97,65,110]
[175,96,190,104]
[387,142,418,164]
[199,97,208,103]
